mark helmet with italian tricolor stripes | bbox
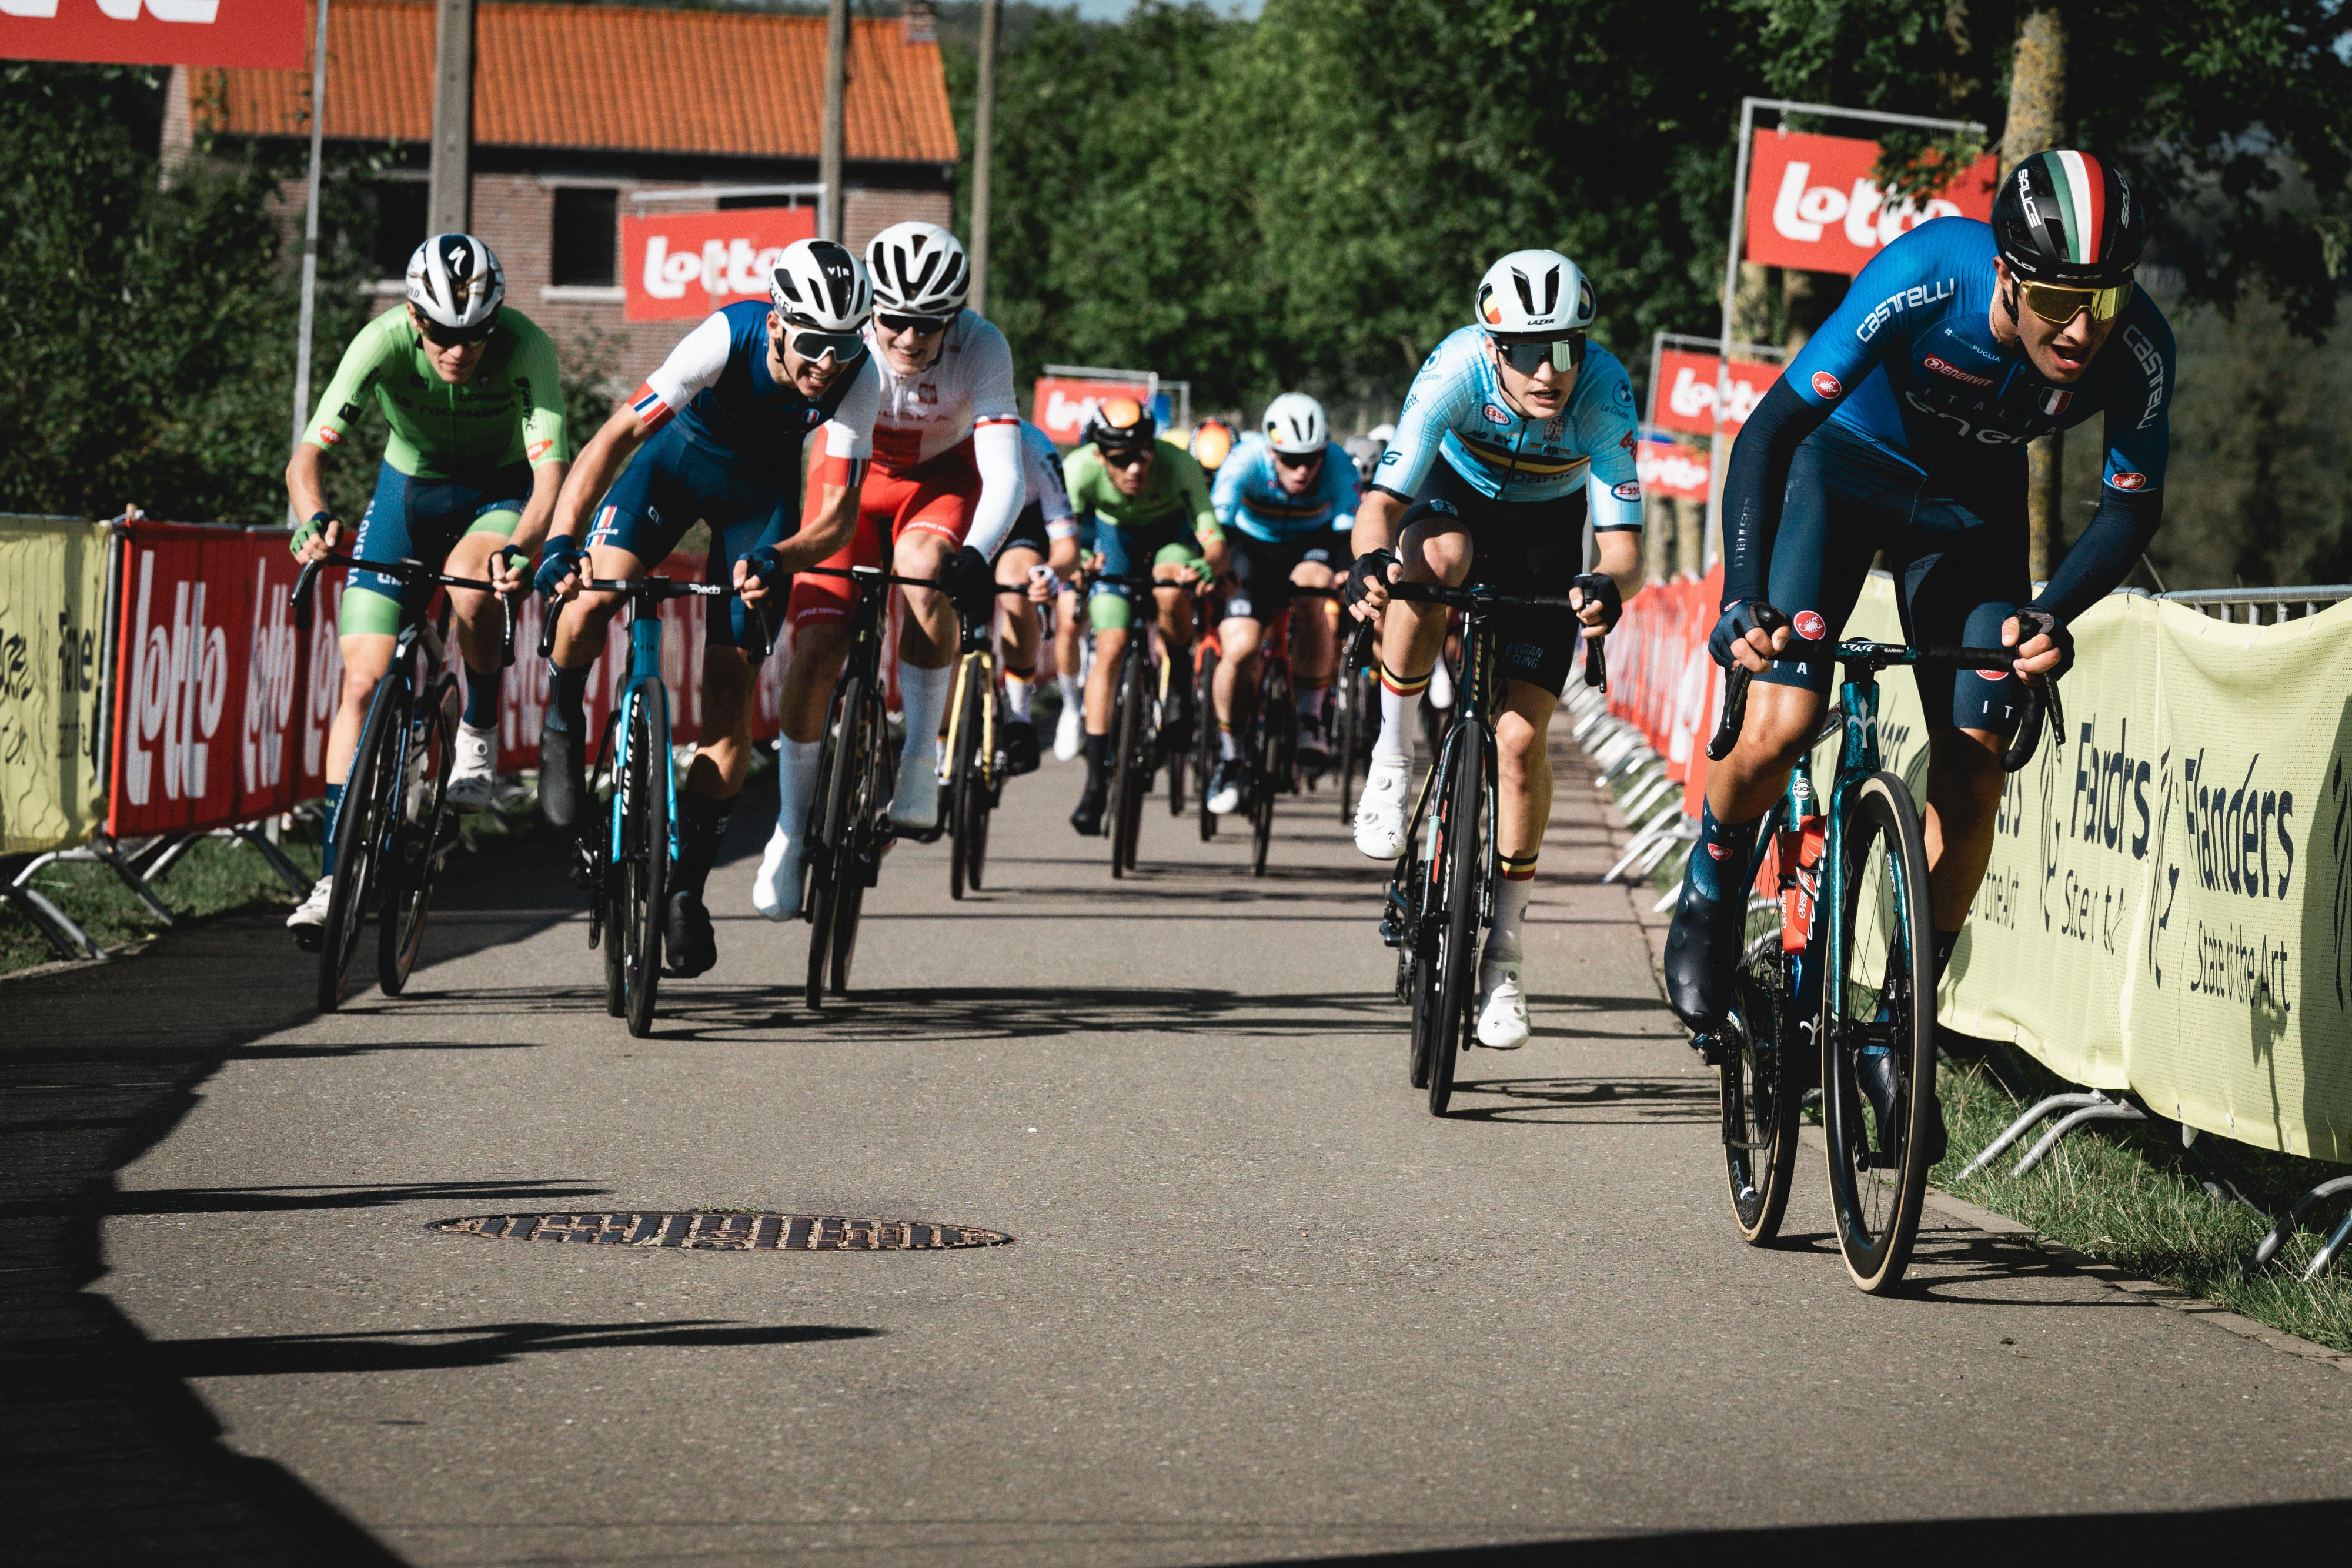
[1992,150,2146,289]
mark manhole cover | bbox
[431,1213,1012,1251]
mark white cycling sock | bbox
[1297,680,1329,722]
[1218,726,1241,761]
[897,661,953,764]
[1005,671,1034,722]
[1372,663,1429,767]
[1058,671,1084,715]
[775,738,822,838]
[1487,854,1537,959]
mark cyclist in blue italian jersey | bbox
[1666,151,2171,1159]
[1345,249,1643,1049]
[1204,393,1358,814]
[534,238,880,978]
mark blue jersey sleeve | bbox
[1780,234,1949,414]
[1312,445,1359,529]
[1577,350,1643,531]
[1211,444,1252,531]
[2099,306,2173,492]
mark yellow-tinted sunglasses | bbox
[2020,278,2133,326]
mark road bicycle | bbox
[1092,570,1208,878]
[290,551,517,1014]
[1379,580,1605,1117]
[1703,637,2058,1292]
[539,573,739,1039]
[1231,586,1341,878]
[943,579,1037,900]
[1331,619,1378,825]
[1191,622,1223,843]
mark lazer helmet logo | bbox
[1793,610,1827,640]
[1810,370,1842,399]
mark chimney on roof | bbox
[903,1,937,44]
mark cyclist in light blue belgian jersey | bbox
[1343,249,1644,1050]
[1202,396,1359,812]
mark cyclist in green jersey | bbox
[1063,396,1225,834]
[284,234,567,947]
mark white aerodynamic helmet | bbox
[406,233,504,332]
[1474,248,1597,336]
[865,221,971,317]
[1261,392,1328,455]
[769,238,873,332]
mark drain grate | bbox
[431,1213,1011,1251]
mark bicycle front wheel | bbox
[1721,808,1802,1246]
[623,683,670,1039]
[1426,724,1486,1118]
[829,685,887,997]
[1821,771,1936,1293]
[318,677,402,1013]
[1194,648,1220,841]
[948,659,985,901]
[805,676,861,1009]
[378,694,457,997]
[1108,643,1148,877]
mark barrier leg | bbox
[85,834,179,925]
[2008,1096,2146,1178]
[2246,1174,2352,1274]
[1,872,104,962]
[232,824,312,896]
[1955,1092,2113,1179]
[1603,803,1684,884]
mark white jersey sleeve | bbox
[633,312,734,429]
[964,422,1028,558]
[1020,423,1076,535]
[820,355,881,462]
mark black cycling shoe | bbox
[1159,685,1196,758]
[664,891,717,978]
[1070,776,1107,836]
[1663,875,1745,1034]
[1002,718,1040,777]
[538,721,587,831]
[1297,720,1329,779]
[1856,1045,1948,1165]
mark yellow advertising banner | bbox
[0,516,112,855]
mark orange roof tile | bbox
[196,0,956,165]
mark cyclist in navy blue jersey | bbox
[1345,249,1645,1050]
[1666,151,2172,1156]
[533,238,879,978]
[1204,393,1359,813]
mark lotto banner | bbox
[108,521,307,838]
[1743,129,1999,276]
[623,206,820,323]
[1649,348,1784,436]
[0,0,304,69]
[1031,378,1151,445]
[0,516,112,855]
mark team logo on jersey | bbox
[916,382,940,405]
[1612,481,1640,501]
[1613,379,1633,407]
[1978,667,2010,681]
[2040,389,2074,417]
[1793,610,1827,641]
[527,438,554,462]
[1481,403,1512,426]
[316,426,341,446]
[1810,371,1842,399]
[1924,354,1994,388]
[2111,470,2149,490]
[1706,844,1732,860]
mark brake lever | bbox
[1706,666,1752,763]
[1583,631,1608,691]
[289,556,325,633]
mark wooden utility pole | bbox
[426,0,475,233]
[2004,4,2068,582]
[820,0,848,242]
[968,0,1001,314]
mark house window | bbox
[369,179,429,279]
[552,188,619,287]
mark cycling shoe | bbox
[664,891,717,978]
[1856,1044,1948,1166]
[537,721,587,831]
[1663,875,1745,1034]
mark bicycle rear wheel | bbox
[1194,648,1220,841]
[1335,663,1362,825]
[378,693,457,997]
[623,683,669,1039]
[828,688,887,997]
[948,658,985,901]
[1425,724,1486,1118]
[805,676,861,1009]
[1108,642,1148,877]
[1821,771,1936,1293]
[1721,808,1802,1246]
[317,677,402,1013]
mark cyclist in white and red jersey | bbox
[763,222,1024,918]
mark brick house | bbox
[164,0,958,377]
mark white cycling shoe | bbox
[887,758,941,833]
[1352,761,1411,860]
[1475,953,1531,1049]
[1053,704,1084,762]
[446,721,499,811]
[286,876,332,950]
[752,825,806,921]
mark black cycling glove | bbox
[1571,573,1623,634]
[535,538,585,600]
[943,544,998,621]
[1708,600,1790,669]
[1343,548,1399,610]
[2010,607,2074,680]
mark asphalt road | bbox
[10,728,2352,1566]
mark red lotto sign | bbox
[1031,379,1150,444]
[622,206,820,323]
[1650,347,1784,435]
[1638,437,1710,501]
[0,0,303,68]
[1744,130,1997,275]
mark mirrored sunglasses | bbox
[787,327,870,363]
[1496,333,1586,376]
[2020,279,2133,326]
[877,313,951,337]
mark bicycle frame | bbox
[606,604,678,874]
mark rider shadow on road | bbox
[121,1319,880,1380]
[629,984,1405,1044]
[1443,1075,1718,1126]
[93,1177,610,1219]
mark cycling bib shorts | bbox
[1088,518,1205,632]
[584,422,791,655]
[1401,456,1589,696]
[1224,526,1346,626]
[1753,420,2032,737]
[787,436,981,630]
[343,459,530,638]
